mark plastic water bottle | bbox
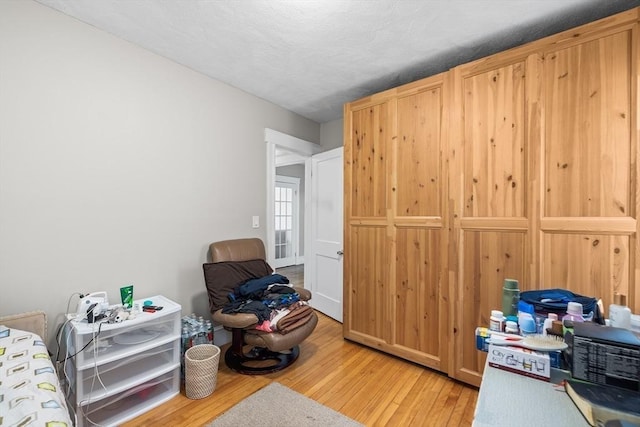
[502,279,520,317]
[189,324,198,346]
[181,326,190,353]
[205,320,213,344]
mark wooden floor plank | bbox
[121,311,478,427]
[447,385,475,426]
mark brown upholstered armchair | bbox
[203,238,318,374]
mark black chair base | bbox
[225,345,299,375]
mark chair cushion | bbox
[211,309,259,328]
[203,259,273,311]
[210,238,266,262]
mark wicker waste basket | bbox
[185,344,220,399]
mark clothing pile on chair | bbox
[221,273,314,334]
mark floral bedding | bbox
[0,325,73,427]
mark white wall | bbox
[320,118,344,150]
[0,0,319,343]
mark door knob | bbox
[337,250,344,256]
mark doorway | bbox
[264,129,321,270]
[265,129,344,322]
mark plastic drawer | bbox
[75,367,180,427]
[67,310,180,368]
[67,340,179,401]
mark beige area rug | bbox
[207,382,363,427]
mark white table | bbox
[473,361,588,427]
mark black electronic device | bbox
[86,303,107,323]
[571,322,640,391]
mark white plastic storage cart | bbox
[64,295,181,427]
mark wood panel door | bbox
[343,74,449,370]
[449,14,639,386]
[539,23,638,311]
[393,78,449,370]
[344,8,639,387]
[450,55,534,386]
[344,100,393,345]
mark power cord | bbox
[55,292,84,363]
[62,323,96,397]
[63,319,108,427]
[78,323,109,427]
[65,321,104,360]
[90,321,108,395]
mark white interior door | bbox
[308,147,343,322]
[272,175,299,268]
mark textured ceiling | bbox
[35,0,640,123]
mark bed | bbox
[0,311,74,426]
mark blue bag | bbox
[519,288,604,325]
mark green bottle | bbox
[502,279,520,317]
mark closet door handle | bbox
[337,250,344,256]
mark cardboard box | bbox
[487,343,551,381]
[477,326,564,369]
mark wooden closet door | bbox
[449,14,639,386]
[540,25,637,310]
[343,74,448,369]
[450,56,533,386]
[344,7,639,388]
[344,100,393,344]
[393,77,448,370]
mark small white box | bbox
[487,343,551,381]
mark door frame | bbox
[265,128,321,268]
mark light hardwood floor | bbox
[276,264,304,286]
[122,310,479,426]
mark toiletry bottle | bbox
[609,294,631,329]
[518,312,536,335]
[489,310,504,332]
[505,320,519,334]
[502,279,520,317]
[542,313,558,336]
[562,301,584,334]
[563,302,585,323]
